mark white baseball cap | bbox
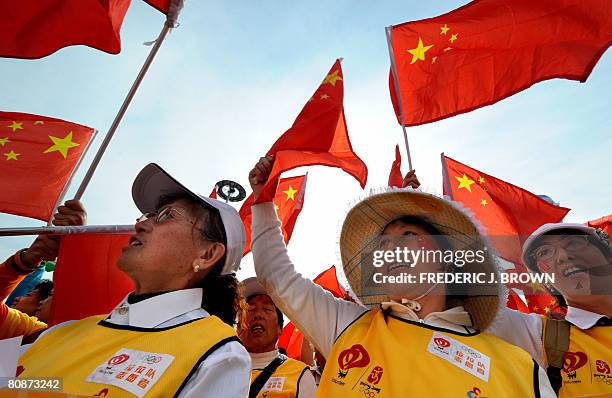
[241,277,268,301]
[131,163,246,275]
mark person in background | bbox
[11,280,53,317]
[239,277,316,398]
[15,163,251,397]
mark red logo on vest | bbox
[563,351,588,380]
[596,360,611,374]
[108,354,130,367]
[367,366,383,385]
[434,337,451,348]
[337,344,370,378]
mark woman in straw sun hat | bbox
[247,156,554,397]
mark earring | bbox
[193,264,200,273]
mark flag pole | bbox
[46,129,98,226]
[385,26,413,171]
[0,225,134,237]
[73,2,184,200]
[440,152,453,199]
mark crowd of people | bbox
[0,157,610,397]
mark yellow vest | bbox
[317,309,540,398]
[543,317,612,398]
[16,314,239,397]
[250,357,309,398]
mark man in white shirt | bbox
[239,277,316,397]
[489,223,612,397]
[15,163,251,397]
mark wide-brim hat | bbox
[132,163,246,275]
[340,188,500,331]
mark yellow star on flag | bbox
[320,94,330,100]
[455,174,475,192]
[478,177,485,184]
[8,121,23,132]
[449,33,458,43]
[544,306,552,314]
[4,150,19,161]
[444,47,452,52]
[282,186,298,201]
[323,70,343,86]
[0,137,10,147]
[43,131,80,159]
[274,203,280,211]
[527,282,545,293]
[481,199,488,206]
[34,121,45,125]
[431,56,438,64]
[407,37,434,64]
[440,24,450,35]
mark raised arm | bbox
[249,156,366,357]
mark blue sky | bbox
[0,0,610,282]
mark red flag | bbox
[587,215,612,235]
[389,0,612,126]
[278,266,347,359]
[388,145,403,188]
[50,234,134,326]
[209,186,218,199]
[0,0,130,59]
[442,154,570,264]
[241,175,308,256]
[0,112,95,221]
[143,0,170,13]
[256,59,367,203]
[506,290,529,313]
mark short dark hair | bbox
[246,294,284,329]
[34,280,53,301]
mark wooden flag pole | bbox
[385,26,414,171]
[74,3,183,200]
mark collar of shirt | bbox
[107,288,207,328]
[565,306,606,329]
[249,349,280,369]
[380,301,475,333]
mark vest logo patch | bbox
[563,351,588,383]
[337,344,371,379]
[263,376,285,391]
[85,348,175,397]
[367,366,383,385]
[594,359,612,386]
[426,332,491,382]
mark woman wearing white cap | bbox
[16,163,251,397]
[247,157,554,397]
[488,223,612,397]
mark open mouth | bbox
[250,324,265,335]
[128,236,143,247]
[563,265,587,278]
[387,263,412,273]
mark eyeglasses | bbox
[533,235,590,263]
[136,206,197,227]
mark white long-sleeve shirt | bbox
[21,288,251,397]
[249,349,317,397]
[489,304,608,368]
[251,202,555,397]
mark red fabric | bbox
[143,0,170,14]
[278,265,347,359]
[587,215,612,235]
[209,186,218,199]
[50,234,134,326]
[0,112,95,221]
[442,155,570,265]
[256,59,367,203]
[388,145,403,188]
[0,0,130,59]
[389,0,612,126]
[506,290,529,313]
[241,175,307,256]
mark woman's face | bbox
[12,289,42,316]
[35,289,53,323]
[378,220,444,300]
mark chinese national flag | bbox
[0,112,95,221]
[389,0,612,126]
[587,215,612,235]
[278,265,347,359]
[50,233,134,326]
[0,0,130,59]
[388,144,403,188]
[442,154,570,264]
[255,59,367,203]
[241,175,308,256]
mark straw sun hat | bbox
[339,188,501,331]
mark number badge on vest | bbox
[426,332,491,382]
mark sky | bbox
[0,0,610,285]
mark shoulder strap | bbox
[543,318,570,395]
[249,356,287,398]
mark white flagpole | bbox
[0,225,134,237]
[385,26,414,171]
[74,1,184,200]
